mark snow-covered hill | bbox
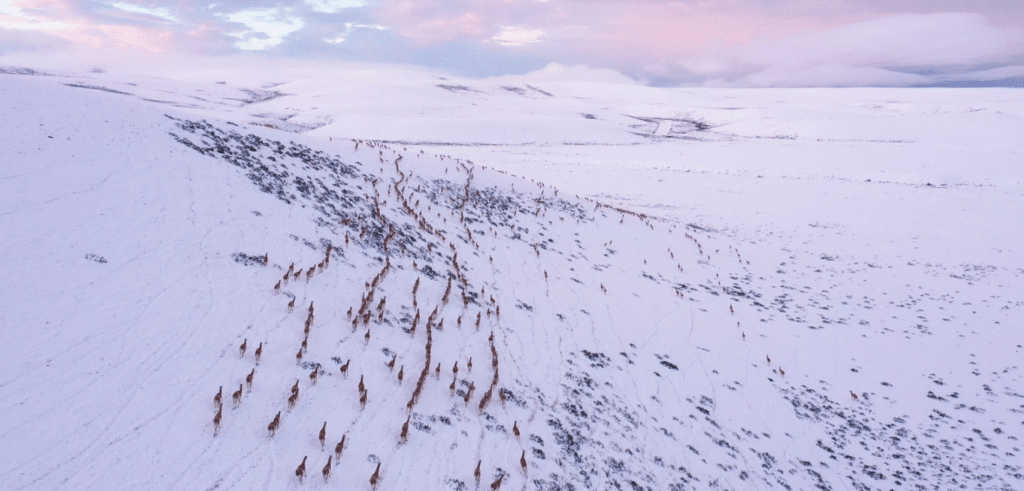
[1,66,1022,491]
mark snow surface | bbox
[1,66,1022,491]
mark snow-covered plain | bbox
[1,65,1022,491]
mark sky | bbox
[1,0,1023,86]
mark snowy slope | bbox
[1,67,1022,491]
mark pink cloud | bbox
[736,13,1020,67]
[372,0,1024,85]
[1,0,1021,86]
[2,0,180,51]
[370,0,864,71]
[373,0,538,43]
[714,12,1024,86]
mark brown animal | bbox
[474,460,481,484]
[360,390,367,409]
[296,348,303,365]
[397,366,404,384]
[268,411,281,437]
[387,355,396,371]
[287,392,298,410]
[452,361,458,375]
[246,368,255,391]
[490,474,503,491]
[449,377,457,396]
[340,360,350,378]
[301,338,308,353]
[295,456,307,483]
[288,297,295,311]
[213,386,223,408]
[365,329,371,345]
[232,384,242,407]
[499,390,507,406]
[358,375,365,394]
[309,368,318,385]
[213,406,222,436]
[319,421,327,448]
[267,419,278,437]
[467,357,473,373]
[850,391,859,400]
[779,368,785,377]
[291,379,300,395]
[766,355,771,365]
[254,342,262,363]
[435,363,441,379]
[513,421,520,439]
[239,339,247,358]
[274,281,281,293]
[478,389,492,412]
[399,415,410,443]
[334,435,346,460]
[369,462,381,490]
[520,450,527,474]
[322,455,332,482]
[308,301,315,313]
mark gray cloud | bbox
[0,27,71,56]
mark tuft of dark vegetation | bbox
[232,252,265,266]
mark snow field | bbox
[1,69,1022,491]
